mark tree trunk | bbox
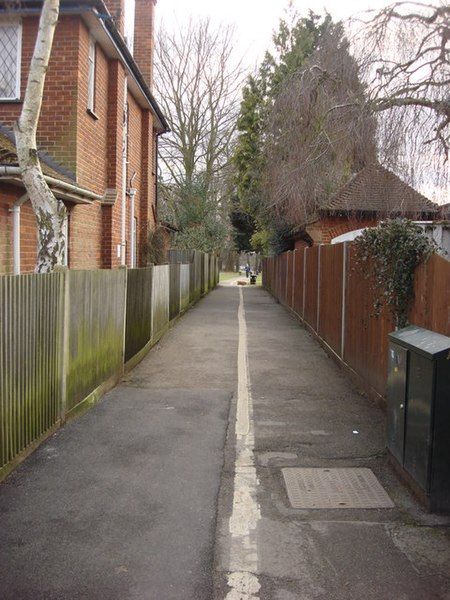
[14,0,67,273]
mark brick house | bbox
[292,163,440,249]
[0,0,168,274]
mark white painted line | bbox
[225,287,261,600]
[236,287,250,436]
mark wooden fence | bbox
[0,252,219,478]
[263,245,450,401]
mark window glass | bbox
[0,22,21,100]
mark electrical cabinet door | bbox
[403,352,434,492]
[386,343,408,464]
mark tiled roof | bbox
[321,163,439,216]
[0,127,75,182]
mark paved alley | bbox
[0,282,449,599]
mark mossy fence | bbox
[0,251,219,478]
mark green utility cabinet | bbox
[387,325,450,512]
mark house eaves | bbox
[0,0,169,133]
[0,129,112,204]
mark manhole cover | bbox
[282,468,394,509]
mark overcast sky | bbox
[153,0,394,68]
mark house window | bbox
[0,21,22,100]
[87,37,96,113]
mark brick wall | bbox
[127,93,142,266]
[19,202,38,272]
[0,186,17,273]
[134,0,155,88]
[0,10,158,273]
[75,23,109,193]
[38,17,80,173]
[306,216,379,244]
[103,60,126,269]
[104,0,125,36]
[69,202,103,269]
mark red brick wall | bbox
[0,186,16,273]
[104,0,125,36]
[0,12,157,272]
[75,24,109,193]
[134,0,155,88]
[69,202,103,269]
[103,60,126,269]
[0,186,38,274]
[0,16,80,171]
[306,216,379,244]
[38,17,80,172]
[127,93,142,266]
[19,202,38,272]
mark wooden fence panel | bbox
[304,246,319,330]
[286,252,293,309]
[318,244,344,356]
[169,249,193,264]
[410,253,450,336]
[66,269,126,412]
[169,263,181,320]
[293,248,305,317]
[203,254,209,294]
[344,246,394,397]
[264,245,448,400]
[276,254,284,301]
[152,265,170,340]
[125,267,153,363]
[0,273,63,468]
[209,255,216,290]
[180,265,190,313]
[191,251,202,303]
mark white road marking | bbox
[225,287,261,600]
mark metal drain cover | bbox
[282,468,394,509]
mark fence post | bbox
[292,250,296,308]
[55,266,69,424]
[341,242,348,360]
[316,245,322,332]
[119,265,128,374]
[285,252,289,305]
[302,247,307,319]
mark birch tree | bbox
[14,0,66,272]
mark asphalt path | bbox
[0,285,240,600]
[1,281,449,600]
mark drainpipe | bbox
[128,171,137,268]
[10,193,29,275]
[121,76,128,266]
[155,131,164,217]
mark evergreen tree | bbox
[232,8,334,254]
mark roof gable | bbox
[321,163,438,216]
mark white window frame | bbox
[0,20,22,100]
[87,36,96,112]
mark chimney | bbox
[134,0,156,89]
[104,0,125,36]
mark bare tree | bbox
[352,1,450,199]
[14,0,67,272]
[154,18,245,189]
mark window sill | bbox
[86,108,99,120]
[0,98,22,103]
